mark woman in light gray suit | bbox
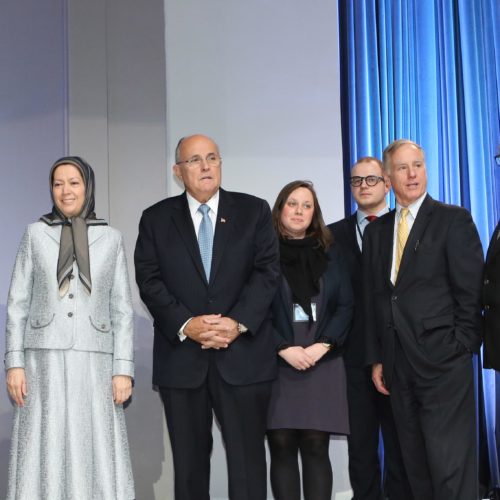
[5,157,135,499]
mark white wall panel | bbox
[0,0,348,498]
[165,0,345,224]
[0,0,67,497]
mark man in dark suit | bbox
[483,219,500,368]
[483,152,500,370]
[364,139,484,500]
[134,134,280,500]
[330,156,411,499]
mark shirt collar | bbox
[186,190,220,218]
[357,205,390,224]
[396,192,427,219]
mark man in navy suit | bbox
[484,219,500,367]
[364,139,483,499]
[329,156,411,499]
[483,152,500,370]
[134,134,280,500]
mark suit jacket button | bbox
[392,295,398,301]
[101,324,106,329]
[69,294,74,299]
[68,312,73,318]
[484,279,489,285]
[35,320,40,326]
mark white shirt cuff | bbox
[178,318,192,342]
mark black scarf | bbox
[279,236,328,321]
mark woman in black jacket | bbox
[267,180,353,500]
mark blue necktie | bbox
[197,204,213,280]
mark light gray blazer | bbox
[4,222,134,377]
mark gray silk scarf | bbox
[40,156,107,296]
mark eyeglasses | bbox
[350,175,384,187]
[177,154,222,168]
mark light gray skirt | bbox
[7,349,135,500]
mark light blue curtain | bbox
[339,0,500,491]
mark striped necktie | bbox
[197,204,213,280]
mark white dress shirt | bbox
[179,190,220,340]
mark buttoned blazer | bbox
[134,189,280,389]
[271,243,353,360]
[363,195,483,387]
[4,222,134,377]
[483,221,500,370]
[328,215,365,366]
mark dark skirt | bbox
[267,282,349,434]
[267,355,349,434]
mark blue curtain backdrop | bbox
[339,0,500,493]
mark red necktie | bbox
[366,215,378,222]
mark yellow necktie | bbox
[395,208,409,278]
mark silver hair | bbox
[382,139,425,173]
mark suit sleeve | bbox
[134,211,193,343]
[5,227,33,370]
[228,199,280,336]
[269,288,292,351]
[362,224,382,365]
[447,209,484,352]
[318,245,353,346]
[110,234,135,377]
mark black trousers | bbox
[390,341,477,500]
[346,364,412,500]
[159,360,272,500]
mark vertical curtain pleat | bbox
[339,0,500,492]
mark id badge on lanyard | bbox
[293,303,317,322]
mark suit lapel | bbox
[315,273,329,328]
[486,221,500,265]
[277,277,294,331]
[349,214,362,260]
[171,194,207,283]
[44,225,62,244]
[380,212,395,288]
[395,195,433,285]
[44,224,105,247]
[210,189,235,284]
[88,226,105,246]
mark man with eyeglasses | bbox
[329,157,411,500]
[134,134,280,500]
[363,139,483,499]
[483,151,500,371]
